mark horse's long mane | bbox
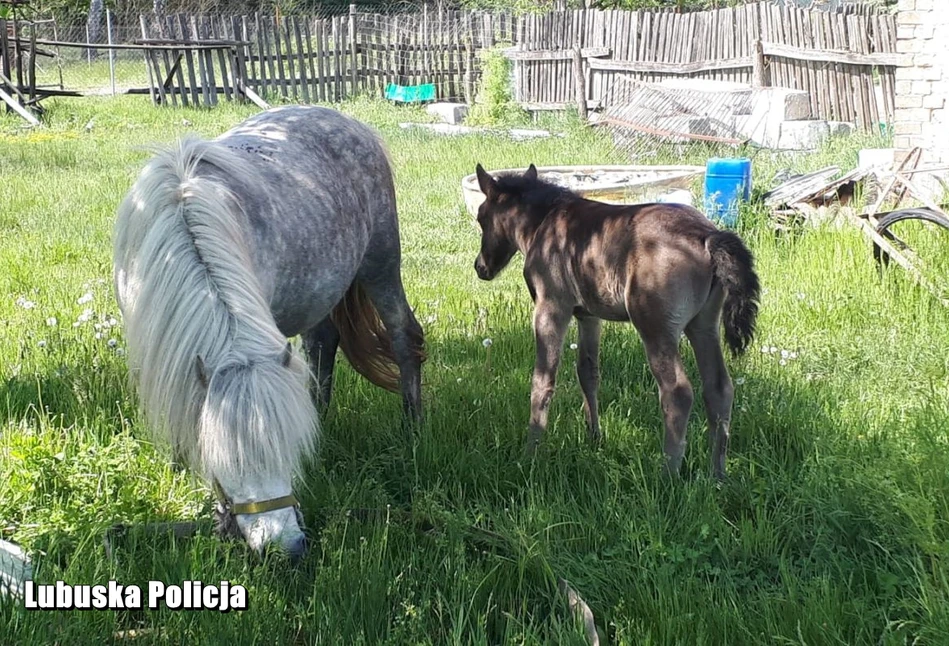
[113,136,317,483]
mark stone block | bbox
[893,135,912,150]
[896,94,924,108]
[897,39,923,54]
[899,11,925,25]
[916,0,933,9]
[915,24,935,39]
[897,26,917,40]
[777,120,854,151]
[922,94,946,109]
[911,80,932,96]
[425,102,469,125]
[897,0,915,9]
[896,80,913,95]
[893,121,922,135]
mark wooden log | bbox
[0,85,39,125]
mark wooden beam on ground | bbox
[0,86,40,126]
[239,82,270,109]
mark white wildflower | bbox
[456,377,462,383]
[779,359,787,366]
[95,332,103,340]
[761,346,770,354]
[570,343,578,350]
[115,347,125,357]
[77,308,93,323]
[790,351,798,359]
[77,292,93,305]
[16,297,35,310]
[46,317,57,327]
[735,377,745,386]
[781,350,789,359]
[482,338,493,348]
[769,346,777,354]
[94,323,102,331]
[796,293,806,300]
[108,339,117,348]
[37,340,47,348]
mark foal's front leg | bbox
[526,300,571,454]
[576,316,603,446]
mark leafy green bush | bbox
[466,47,528,128]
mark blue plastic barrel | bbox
[703,157,752,228]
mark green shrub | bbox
[466,47,528,128]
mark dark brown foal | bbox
[472,164,760,479]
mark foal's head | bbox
[473,163,551,281]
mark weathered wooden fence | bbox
[508,2,900,128]
[138,8,515,106]
[130,2,900,129]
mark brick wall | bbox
[894,0,949,163]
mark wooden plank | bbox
[213,16,232,101]
[167,16,188,106]
[301,17,316,103]
[316,18,327,103]
[0,85,39,125]
[201,16,218,106]
[283,16,298,102]
[348,5,358,95]
[272,14,287,99]
[333,16,342,101]
[588,54,752,75]
[138,15,158,105]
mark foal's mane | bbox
[495,173,581,212]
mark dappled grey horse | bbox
[113,106,424,561]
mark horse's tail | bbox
[330,281,425,393]
[113,136,315,478]
[707,230,761,357]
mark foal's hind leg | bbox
[638,330,694,476]
[576,315,603,446]
[301,316,340,411]
[685,294,734,481]
[360,273,424,423]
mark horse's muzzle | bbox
[474,256,491,281]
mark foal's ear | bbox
[475,163,497,198]
[195,355,209,389]
[525,164,538,181]
[282,341,292,367]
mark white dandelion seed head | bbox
[570,343,578,350]
[790,351,798,359]
[779,359,787,366]
[482,338,493,348]
[46,317,57,327]
[72,321,81,328]
[108,317,117,327]
[781,349,789,359]
[77,292,93,305]
[769,346,777,354]
[108,339,117,348]
[16,297,36,310]
[761,346,769,353]
[796,293,806,300]
[115,347,125,357]
[94,332,103,340]
[94,323,102,331]
[735,377,745,386]
[37,340,47,348]
[456,377,462,383]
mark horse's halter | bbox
[211,478,300,516]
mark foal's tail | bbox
[707,230,761,356]
[330,281,426,392]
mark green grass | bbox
[1,95,948,645]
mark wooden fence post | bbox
[752,38,768,88]
[572,42,587,120]
[348,4,357,97]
